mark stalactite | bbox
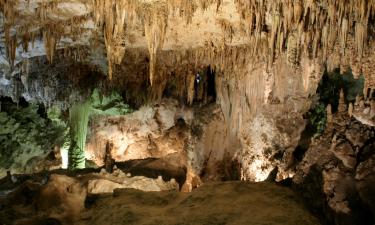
[1,0,17,68]
[269,4,281,63]
[217,19,235,43]
[142,2,168,86]
[340,18,349,55]
[187,72,195,105]
[5,31,17,69]
[92,0,137,79]
[166,0,197,24]
[21,31,30,52]
[321,25,329,59]
[43,28,59,63]
[287,32,299,67]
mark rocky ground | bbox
[0,171,320,225]
[293,94,375,225]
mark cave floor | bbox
[0,173,321,225]
[78,181,320,225]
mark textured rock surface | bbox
[229,56,323,181]
[0,101,65,178]
[293,98,375,225]
[86,99,232,191]
[0,179,321,225]
[0,168,179,224]
[0,57,103,108]
[1,0,375,96]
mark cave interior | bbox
[0,1,375,225]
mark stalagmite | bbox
[360,99,365,108]
[330,134,338,151]
[327,104,333,124]
[338,89,347,113]
[348,103,353,118]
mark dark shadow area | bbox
[317,69,365,112]
[194,66,217,105]
[292,116,318,166]
[206,66,217,102]
[293,164,374,225]
[162,66,217,106]
[0,96,29,109]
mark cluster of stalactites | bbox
[1,0,18,68]
[92,0,140,80]
[92,0,225,82]
[142,43,267,104]
[234,0,375,65]
[0,0,92,69]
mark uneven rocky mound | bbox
[0,177,320,225]
[0,168,179,224]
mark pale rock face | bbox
[352,99,375,127]
[86,99,233,189]
[238,114,280,181]
[86,99,185,165]
[224,55,322,182]
[87,169,179,193]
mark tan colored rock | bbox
[87,175,178,194]
[331,142,356,169]
[348,102,353,118]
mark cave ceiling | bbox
[0,0,375,87]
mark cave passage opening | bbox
[317,69,365,112]
[293,68,365,164]
[162,65,217,106]
[194,66,217,105]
